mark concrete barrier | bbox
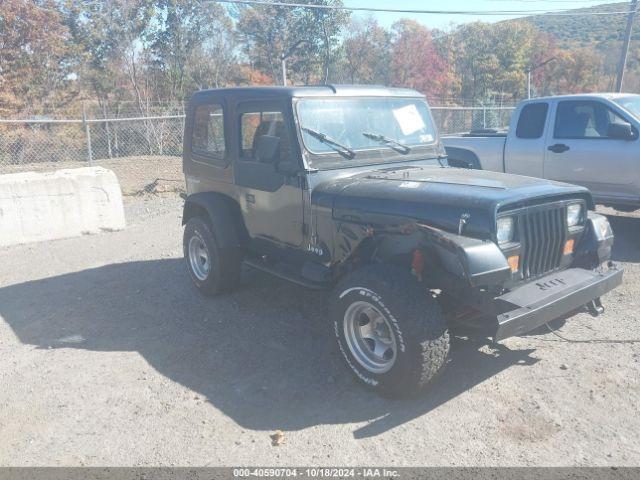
[0,167,126,247]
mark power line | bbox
[207,0,632,16]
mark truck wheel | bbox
[330,265,450,396]
[183,216,241,296]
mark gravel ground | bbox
[1,196,639,467]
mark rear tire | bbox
[329,264,450,397]
[183,216,242,296]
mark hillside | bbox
[522,2,639,50]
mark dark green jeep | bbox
[181,85,622,396]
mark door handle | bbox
[245,193,255,204]
[548,143,570,153]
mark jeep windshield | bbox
[296,97,439,169]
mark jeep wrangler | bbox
[181,85,622,396]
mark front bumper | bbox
[494,264,623,341]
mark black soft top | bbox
[190,85,424,101]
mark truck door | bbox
[233,100,305,248]
[544,99,640,203]
[503,101,549,178]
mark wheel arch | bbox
[444,146,482,169]
[337,225,510,290]
[182,192,248,248]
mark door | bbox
[504,101,549,178]
[233,100,305,248]
[544,100,640,203]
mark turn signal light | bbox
[564,239,575,255]
[507,255,519,272]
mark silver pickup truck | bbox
[443,93,640,211]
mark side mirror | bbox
[607,122,635,140]
[254,135,280,163]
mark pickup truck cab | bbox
[181,85,622,396]
[443,93,640,211]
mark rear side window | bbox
[192,103,225,163]
[516,103,548,139]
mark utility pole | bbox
[616,0,638,92]
[280,39,309,86]
[281,57,287,86]
[527,57,556,99]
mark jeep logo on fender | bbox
[536,278,567,291]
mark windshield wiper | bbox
[301,127,355,159]
[363,131,411,155]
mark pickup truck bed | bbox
[443,131,507,172]
[442,94,640,210]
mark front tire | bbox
[330,265,450,397]
[183,216,241,296]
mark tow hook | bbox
[587,297,605,316]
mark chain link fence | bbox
[430,106,515,135]
[0,105,515,195]
[0,115,186,195]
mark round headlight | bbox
[567,203,583,227]
[497,216,514,245]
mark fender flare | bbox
[336,220,510,288]
[182,192,245,248]
[418,225,510,287]
[444,146,482,170]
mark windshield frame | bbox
[292,96,441,170]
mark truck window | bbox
[613,95,640,120]
[554,101,629,139]
[240,110,292,163]
[192,103,225,164]
[516,103,548,139]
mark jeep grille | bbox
[520,205,567,280]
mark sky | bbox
[343,0,616,30]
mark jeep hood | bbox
[312,165,592,238]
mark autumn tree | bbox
[448,21,541,104]
[146,0,236,97]
[390,20,450,99]
[234,0,349,85]
[537,47,604,95]
[339,18,391,84]
[0,0,77,115]
[62,0,156,114]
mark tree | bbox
[537,47,604,95]
[447,21,542,104]
[0,0,77,115]
[147,0,236,97]
[390,20,450,99]
[340,18,391,84]
[62,0,156,113]
[234,0,349,85]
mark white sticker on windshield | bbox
[393,104,426,136]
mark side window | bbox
[554,101,629,139]
[516,103,548,139]
[239,110,291,163]
[192,103,225,163]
